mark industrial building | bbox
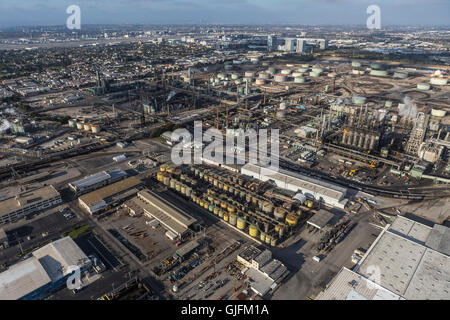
[129,189,197,238]
[237,245,289,297]
[78,177,142,214]
[317,216,450,300]
[0,185,62,225]
[0,237,92,300]
[69,169,127,195]
[175,240,200,259]
[241,163,348,209]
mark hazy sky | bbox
[0,0,448,28]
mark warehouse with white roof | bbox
[241,163,348,209]
[0,236,91,300]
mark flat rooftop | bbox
[78,177,141,208]
[136,189,197,236]
[238,245,262,263]
[317,267,403,300]
[0,185,60,216]
[241,163,346,202]
[176,240,200,257]
[0,257,51,300]
[307,210,334,229]
[356,223,450,299]
[32,236,90,282]
[69,169,127,191]
[388,215,432,244]
[425,224,450,256]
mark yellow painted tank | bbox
[220,202,227,209]
[166,166,174,173]
[192,195,197,203]
[275,225,280,232]
[285,212,298,226]
[306,200,313,208]
[224,184,229,192]
[159,164,167,172]
[199,200,204,207]
[170,179,176,189]
[213,207,219,215]
[265,234,271,244]
[223,213,229,222]
[227,205,235,213]
[237,217,246,230]
[157,172,164,182]
[203,202,209,210]
[249,224,259,237]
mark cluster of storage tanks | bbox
[157,165,314,246]
[68,119,101,133]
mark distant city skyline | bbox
[0,0,448,28]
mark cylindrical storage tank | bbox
[431,109,446,117]
[237,217,246,230]
[186,188,192,198]
[192,195,198,203]
[91,124,100,133]
[249,224,259,237]
[157,172,164,182]
[163,174,171,186]
[160,164,167,172]
[264,223,269,233]
[358,133,365,149]
[218,210,224,218]
[169,178,176,190]
[218,182,224,189]
[199,199,204,207]
[166,166,174,174]
[255,79,266,86]
[294,77,306,83]
[352,61,362,68]
[341,131,348,144]
[417,83,431,91]
[258,72,268,79]
[180,185,186,195]
[76,122,84,130]
[370,63,382,70]
[229,214,237,226]
[352,96,367,105]
[274,74,287,83]
[270,238,277,247]
[68,119,77,128]
[227,205,235,214]
[83,123,91,131]
[278,225,285,238]
[260,232,266,242]
[369,135,377,150]
[223,213,229,222]
[217,73,225,79]
[370,70,388,77]
[394,71,408,79]
[175,183,181,192]
[213,207,219,215]
[281,69,291,75]
[209,204,214,212]
[221,202,227,210]
[223,184,229,192]
[430,78,448,86]
[285,212,298,226]
[295,193,306,205]
[274,207,286,220]
[203,202,209,210]
[265,235,271,244]
[364,134,371,150]
[261,201,273,214]
[231,73,239,80]
[276,111,285,119]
